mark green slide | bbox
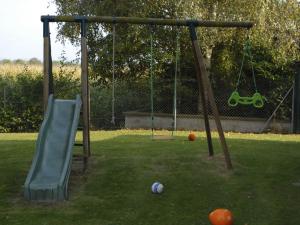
[24,94,81,201]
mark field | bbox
[0,63,80,77]
[1,130,300,225]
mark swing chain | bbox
[149,25,155,137]
[111,23,116,125]
[229,36,266,108]
[236,36,257,92]
[244,37,258,92]
[172,27,180,136]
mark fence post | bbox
[293,61,300,133]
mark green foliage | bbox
[28,58,42,65]
[53,61,81,99]
[0,59,12,64]
[52,0,300,119]
[0,65,80,132]
[53,0,300,70]
[3,0,300,131]
[0,71,43,132]
[13,59,26,65]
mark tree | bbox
[53,0,300,77]
[28,58,42,64]
[14,59,25,64]
[53,0,300,116]
[0,59,11,64]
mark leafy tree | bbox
[0,59,11,64]
[28,58,42,64]
[52,0,300,116]
[14,59,26,64]
[53,0,299,76]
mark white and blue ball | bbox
[151,182,164,194]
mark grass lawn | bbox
[0,130,300,225]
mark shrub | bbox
[0,65,80,132]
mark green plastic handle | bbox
[228,91,266,108]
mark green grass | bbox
[0,130,300,225]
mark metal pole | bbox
[293,62,300,133]
[189,24,232,169]
[261,85,294,133]
[41,15,253,28]
[291,82,295,133]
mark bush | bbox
[28,58,42,65]
[0,72,43,132]
[0,65,80,132]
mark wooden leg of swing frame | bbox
[196,69,214,156]
[81,20,90,173]
[189,25,233,170]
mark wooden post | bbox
[189,24,233,170]
[196,69,214,156]
[43,20,53,111]
[81,19,91,169]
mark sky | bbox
[0,0,78,61]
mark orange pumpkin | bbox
[188,133,196,141]
[209,208,233,225]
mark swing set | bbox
[41,15,254,170]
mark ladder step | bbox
[73,154,84,161]
[74,143,83,147]
[73,154,88,161]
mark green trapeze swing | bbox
[228,38,266,108]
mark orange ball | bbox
[209,209,233,225]
[188,133,196,141]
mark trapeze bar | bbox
[41,15,253,28]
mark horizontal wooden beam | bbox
[41,15,253,28]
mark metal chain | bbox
[247,38,258,92]
[235,35,257,92]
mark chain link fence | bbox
[88,77,293,131]
[0,72,293,132]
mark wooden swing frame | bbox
[41,15,253,170]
